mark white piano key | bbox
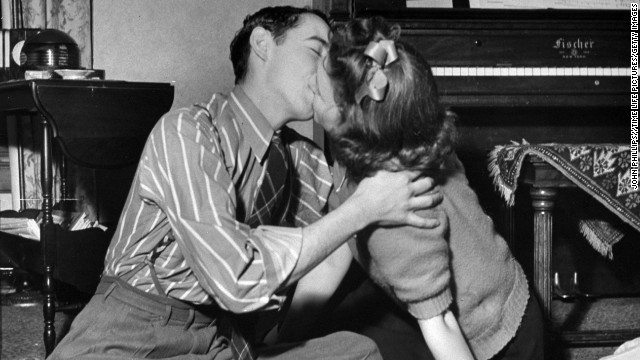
[427,66,625,78]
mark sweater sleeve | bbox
[349,203,452,320]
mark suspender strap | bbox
[145,258,166,297]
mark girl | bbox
[309,17,544,360]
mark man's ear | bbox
[249,27,271,62]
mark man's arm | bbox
[143,110,441,313]
[285,170,441,287]
[275,243,352,343]
[273,138,441,342]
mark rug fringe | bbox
[578,221,614,260]
[487,145,515,206]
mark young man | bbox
[48,6,442,360]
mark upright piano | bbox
[322,0,634,354]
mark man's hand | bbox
[291,171,441,286]
[349,170,443,228]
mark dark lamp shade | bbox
[20,29,81,70]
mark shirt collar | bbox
[229,85,274,163]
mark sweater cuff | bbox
[405,288,453,320]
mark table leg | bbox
[530,187,558,320]
[40,115,56,356]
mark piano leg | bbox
[530,187,557,321]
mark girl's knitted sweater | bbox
[332,154,529,360]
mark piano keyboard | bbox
[432,67,631,77]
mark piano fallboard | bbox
[401,24,628,68]
[435,75,628,107]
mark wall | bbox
[92,0,317,138]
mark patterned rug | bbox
[488,142,640,259]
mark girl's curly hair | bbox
[326,17,457,183]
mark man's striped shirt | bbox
[103,86,332,313]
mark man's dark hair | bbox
[230,6,329,84]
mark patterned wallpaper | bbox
[22,0,92,68]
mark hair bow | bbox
[355,40,399,104]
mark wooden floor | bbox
[0,304,72,360]
[550,297,638,359]
[1,304,48,360]
[0,299,635,359]
[0,275,638,360]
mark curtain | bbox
[7,0,92,211]
[22,0,92,68]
